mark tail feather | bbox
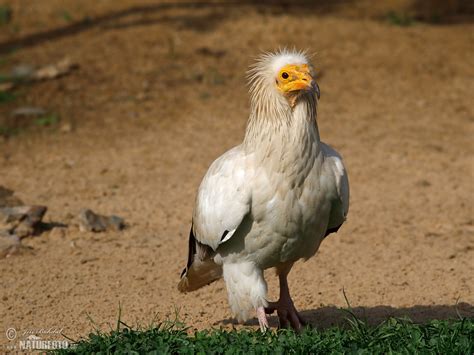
[178,258,222,292]
[178,224,222,292]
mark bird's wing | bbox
[178,145,252,292]
[321,142,349,232]
[192,145,252,250]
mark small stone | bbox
[78,209,125,233]
[0,233,21,259]
[11,107,46,118]
[33,58,78,81]
[107,216,125,231]
[0,205,47,237]
[60,122,72,133]
[0,82,14,91]
[11,64,35,81]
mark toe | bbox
[297,313,307,327]
[277,310,290,329]
[256,306,269,332]
[288,310,303,331]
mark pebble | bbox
[0,233,21,258]
[11,107,47,118]
[78,209,125,233]
[0,205,48,238]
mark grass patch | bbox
[59,10,74,23]
[53,316,473,354]
[0,109,60,137]
[0,5,12,26]
[0,126,19,137]
[35,113,59,127]
[0,91,16,103]
[386,11,415,27]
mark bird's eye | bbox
[281,72,289,79]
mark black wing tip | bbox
[179,223,195,280]
[324,224,342,238]
[186,224,197,269]
[220,230,229,242]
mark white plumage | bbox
[178,49,349,331]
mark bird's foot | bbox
[265,299,306,331]
[256,306,269,332]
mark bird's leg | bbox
[265,263,306,331]
[256,306,269,332]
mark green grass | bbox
[34,113,59,127]
[53,316,473,354]
[58,10,74,23]
[0,5,12,26]
[386,11,415,27]
[0,90,16,103]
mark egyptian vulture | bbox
[178,49,349,331]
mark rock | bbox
[11,107,47,118]
[0,188,49,241]
[0,233,21,258]
[11,64,35,81]
[0,82,14,92]
[33,58,78,81]
[60,122,72,133]
[0,186,24,207]
[78,209,125,233]
[0,205,47,237]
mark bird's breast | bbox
[246,150,332,267]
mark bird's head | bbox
[248,50,320,110]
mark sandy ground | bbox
[0,0,473,347]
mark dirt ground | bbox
[0,0,473,346]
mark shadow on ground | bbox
[1,0,473,54]
[0,0,347,54]
[219,303,474,329]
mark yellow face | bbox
[275,64,314,94]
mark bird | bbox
[178,49,349,331]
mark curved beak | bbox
[282,65,320,99]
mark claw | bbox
[256,306,269,332]
[265,300,305,331]
[263,263,307,331]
